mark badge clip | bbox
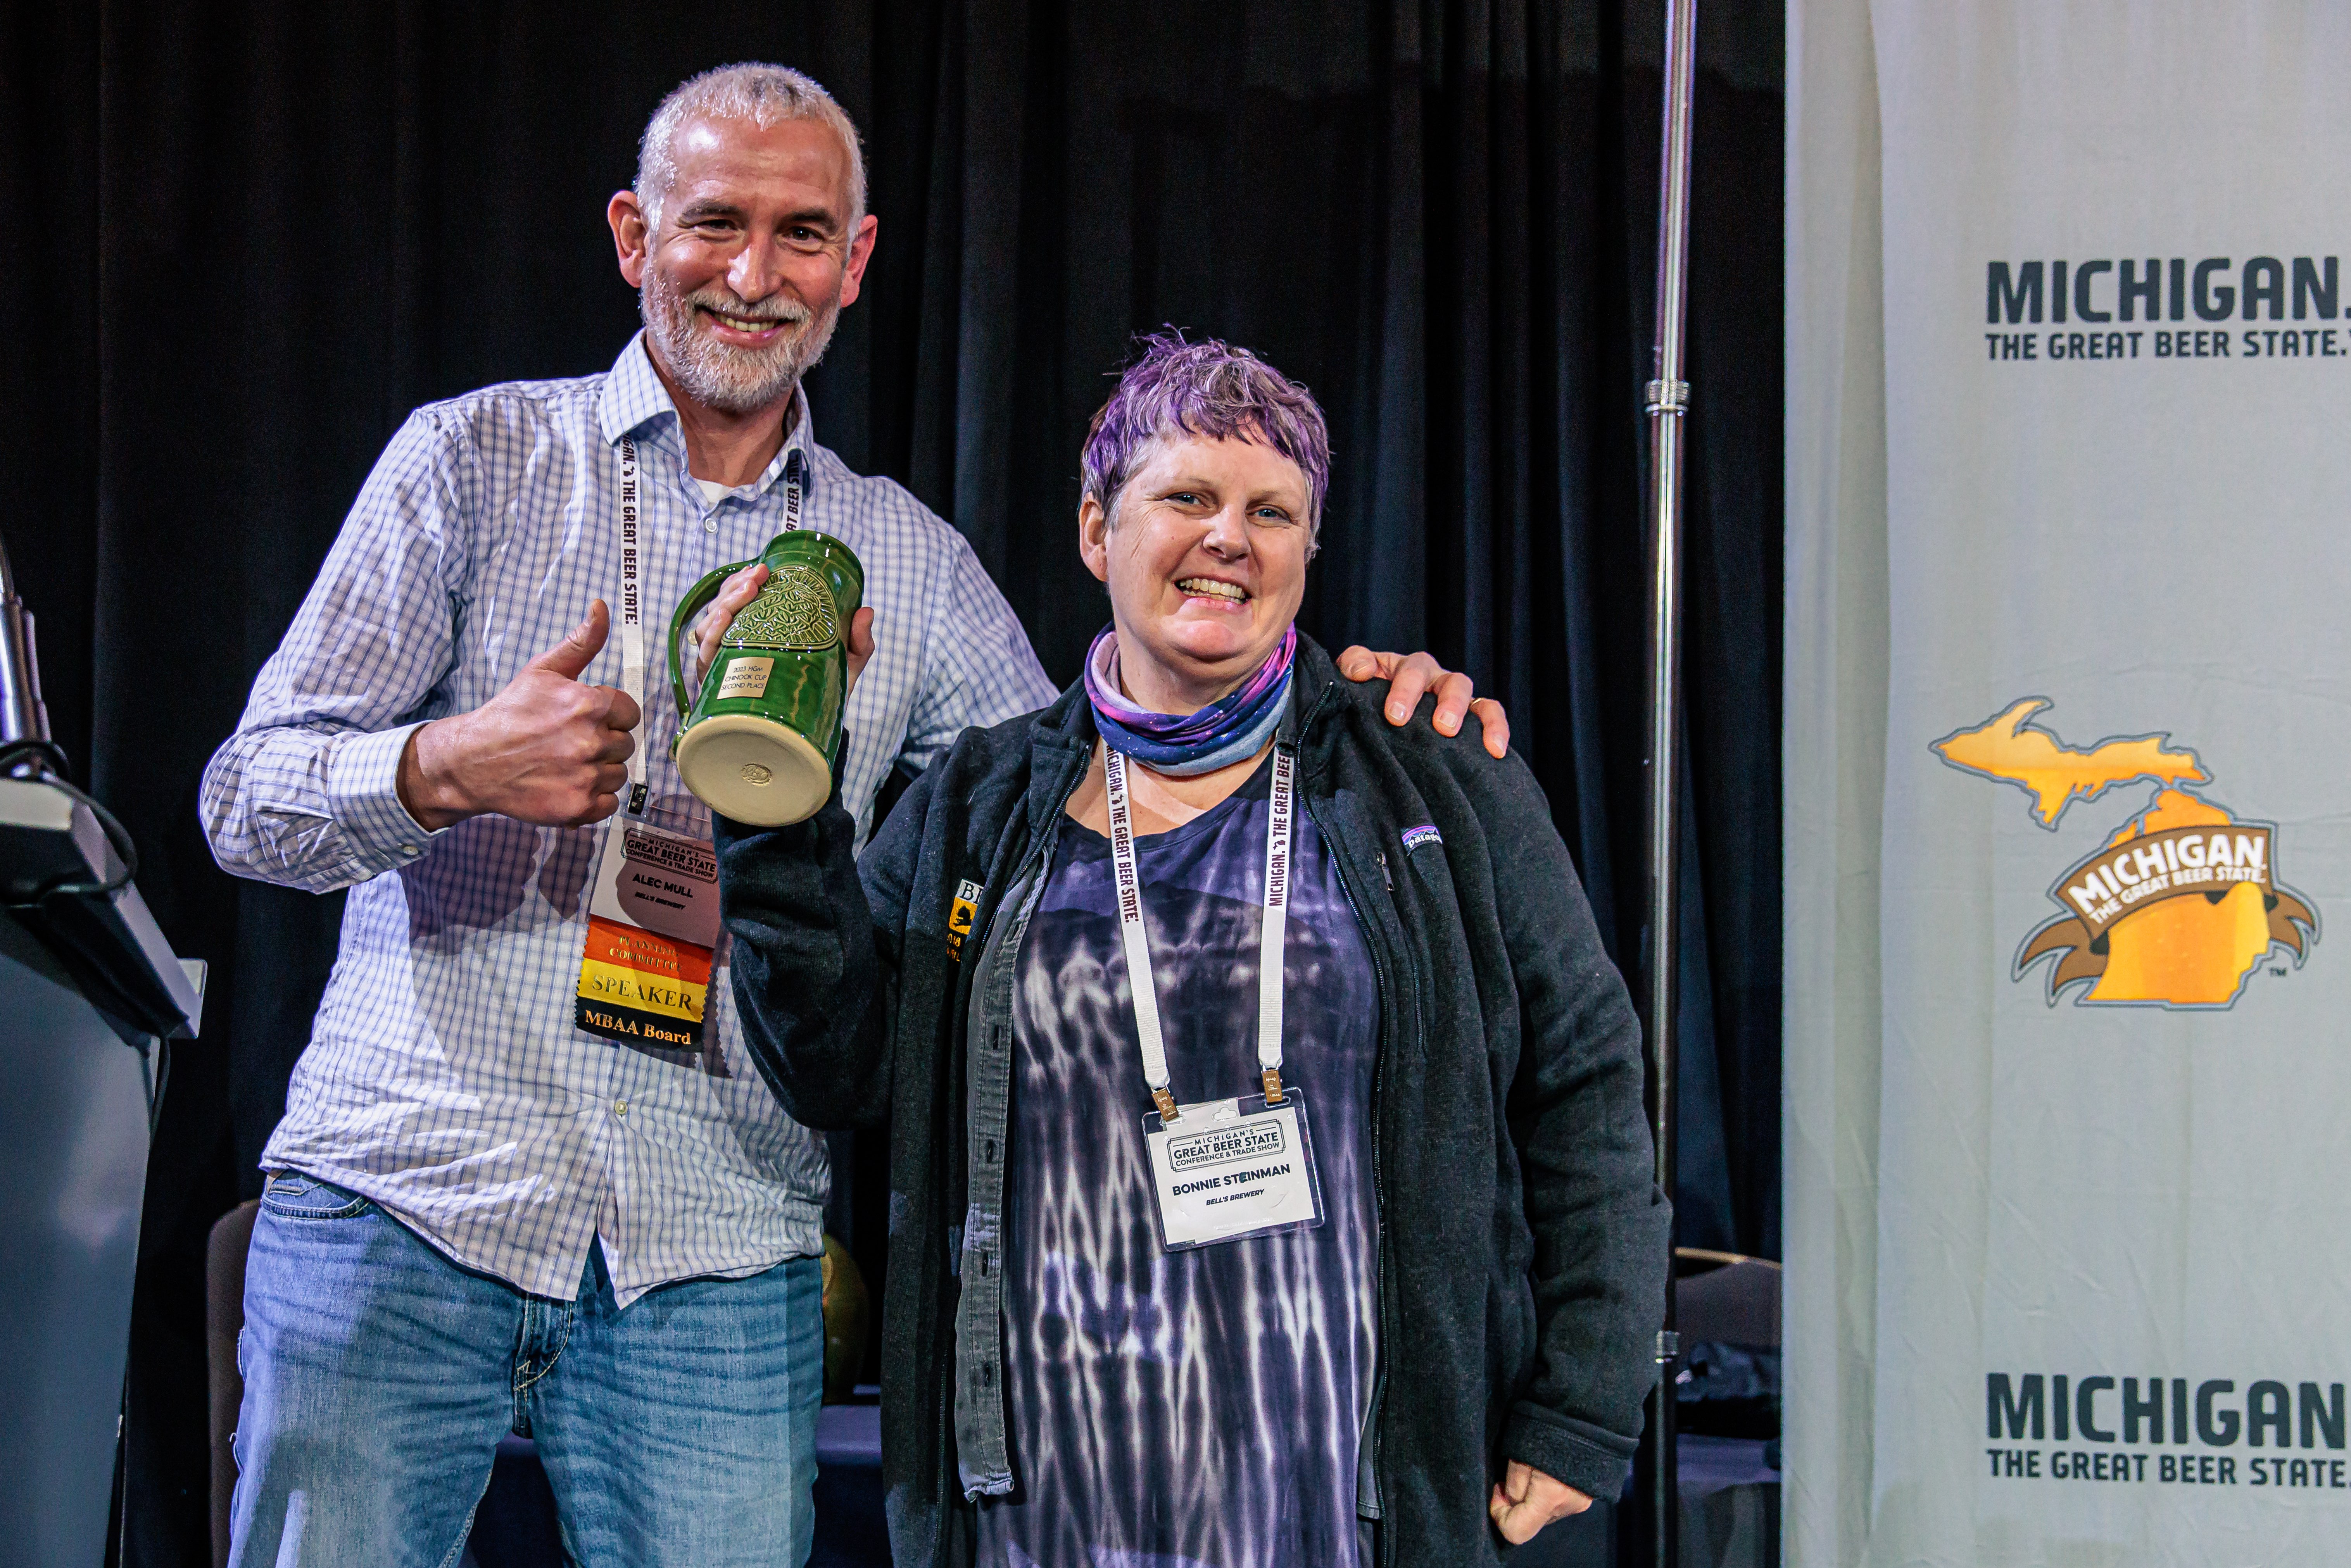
[1153,1086,1181,1125]
[1262,1067,1285,1105]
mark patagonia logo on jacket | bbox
[1401,824,1443,853]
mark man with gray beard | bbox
[202,62,1505,1568]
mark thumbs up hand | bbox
[397,601,646,831]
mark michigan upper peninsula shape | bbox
[1931,698,2209,829]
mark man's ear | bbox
[608,190,651,288]
[1078,495,1112,584]
[837,214,881,309]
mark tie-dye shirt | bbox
[980,756,1382,1568]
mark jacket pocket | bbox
[258,1171,373,1221]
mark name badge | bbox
[1142,1091,1325,1251]
[576,812,720,1052]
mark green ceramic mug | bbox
[667,530,865,826]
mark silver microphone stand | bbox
[1642,2,1700,1565]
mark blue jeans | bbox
[228,1172,822,1568]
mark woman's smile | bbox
[1175,575,1251,608]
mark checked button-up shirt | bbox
[201,334,1056,1305]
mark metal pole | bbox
[0,528,52,765]
[1642,1,1699,1565]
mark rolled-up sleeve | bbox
[200,407,476,892]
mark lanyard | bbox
[782,447,804,531]
[614,438,806,815]
[1104,744,1295,1123]
[617,438,648,812]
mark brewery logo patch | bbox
[1932,698,2318,1007]
[946,878,983,961]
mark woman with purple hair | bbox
[715,334,1665,1566]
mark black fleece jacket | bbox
[715,635,1667,1566]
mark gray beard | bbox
[640,269,842,416]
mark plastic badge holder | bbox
[1141,1090,1326,1252]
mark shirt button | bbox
[615,1099,629,1118]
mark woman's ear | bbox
[1078,495,1112,585]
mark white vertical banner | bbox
[1792,4,2351,1562]
[1783,0,1891,1560]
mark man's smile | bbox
[696,304,800,343]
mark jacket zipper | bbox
[1302,784,1410,1568]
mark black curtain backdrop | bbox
[0,3,1780,1561]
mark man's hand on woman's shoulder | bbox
[1336,647,1510,758]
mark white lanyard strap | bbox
[782,447,805,530]
[1103,750,1173,1118]
[617,437,648,812]
[1103,745,1295,1123]
[1256,747,1295,1100]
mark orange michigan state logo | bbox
[1933,699,2317,1008]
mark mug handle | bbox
[668,560,752,733]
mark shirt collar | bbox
[596,331,822,500]
[771,388,820,498]
[596,332,675,445]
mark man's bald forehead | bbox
[635,63,867,233]
[661,115,859,235]
[670,110,850,169]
